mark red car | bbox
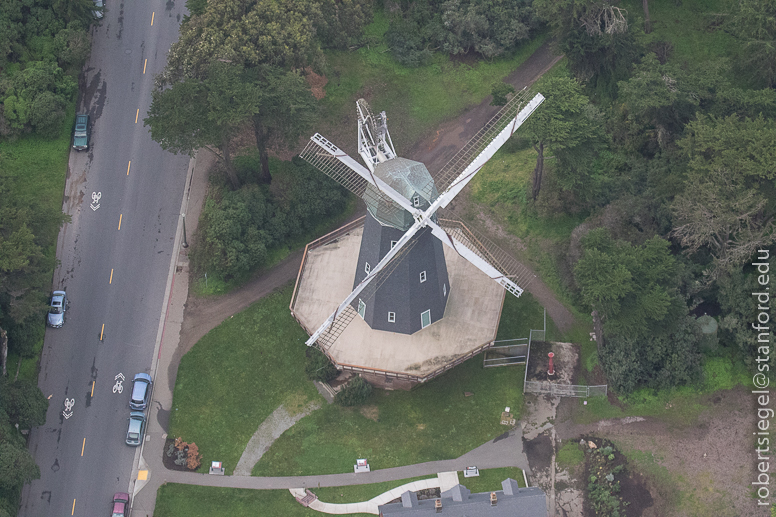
[112,493,129,517]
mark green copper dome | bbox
[363,157,439,230]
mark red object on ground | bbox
[548,352,555,376]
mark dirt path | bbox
[174,40,573,382]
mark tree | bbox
[727,0,776,87]
[304,347,338,382]
[0,380,47,429]
[162,0,322,85]
[671,168,774,283]
[249,66,318,183]
[520,75,598,199]
[51,0,100,28]
[1,60,76,136]
[53,22,91,71]
[574,228,679,340]
[146,62,260,188]
[334,376,372,406]
[0,442,39,491]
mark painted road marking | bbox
[151,12,154,25]
[127,161,131,176]
[113,373,125,394]
[100,324,105,341]
[143,59,147,74]
[91,381,95,397]
[90,192,101,211]
[109,269,113,284]
[81,438,85,456]
[63,398,75,419]
[135,109,139,123]
[118,214,122,230]
[72,499,75,515]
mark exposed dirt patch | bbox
[525,432,553,473]
[359,405,379,422]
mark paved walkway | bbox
[289,471,461,515]
[234,401,322,476]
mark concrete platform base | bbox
[292,221,505,386]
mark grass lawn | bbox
[314,475,436,503]
[154,484,354,517]
[253,352,525,477]
[0,108,74,383]
[459,467,526,493]
[168,285,322,474]
[317,12,549,155]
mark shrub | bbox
[305,348,338,382]
[334,376,372,406]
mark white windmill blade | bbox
[429,90,545,208]
[427,221,524,297]
[436,214,535,289]
[300,134,419,217]
[305,219,424,346]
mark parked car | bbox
[111,492,129,517]
[126,412,146,446]
[47,291,67,328]
[73,113,88,151]
[93,0,104,19]
[129,373,152,410]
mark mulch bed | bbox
[161,437,193,472]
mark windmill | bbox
[299,88,544,346]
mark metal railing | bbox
[483,339,528,367]
[524,381,608,398]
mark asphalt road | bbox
[18,2,189,516]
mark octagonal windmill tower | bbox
[294,88,544,386]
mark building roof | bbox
[378,479,547,516]
[364,157,438,230]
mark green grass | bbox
[318,12,549,153]
[570,355,750,426]
[496,292,557,341]
[314,475,436,503]
[168,285,322,474]
[253,354,524,476]
[459,467,526,493]
[556,440,585,469]
[154,484,357,517]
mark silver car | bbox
[129,373,152,410]
[126,412,146,446]
[47,291,67,328]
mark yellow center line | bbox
[143,59,147,74]
[81,438,85,456]
[135,109,139,123]
[100,324,105,341]
[118,214,123,230]
[126,161,131,176]
[72,499,76,515]
[109,269,114,284]
[91,381,95,397]
[151,12,154,25]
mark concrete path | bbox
[289,471,461,515]
[234,402,322,476]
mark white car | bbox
[93,0,104,19]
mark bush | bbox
[334,376,372,406]
[305,348,338,382]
